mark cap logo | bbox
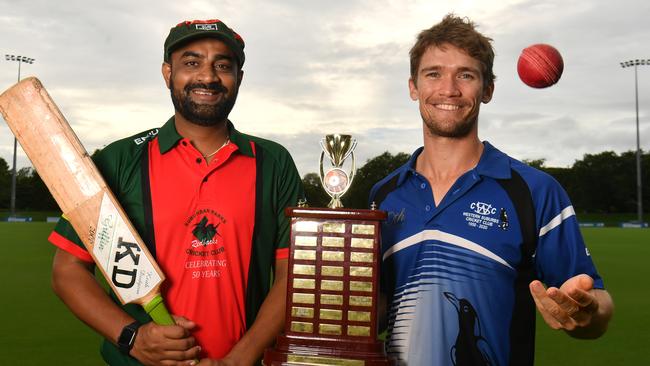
[166,19,244,65]
[195,23,218,31]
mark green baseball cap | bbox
[164,19,245,67]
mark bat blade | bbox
[0,77,172,324]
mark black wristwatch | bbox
[117,320,141,355]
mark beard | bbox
[423,117,476,138]
[170,79,238,127]
[421,107,478,139]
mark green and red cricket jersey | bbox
[49,118,304,365]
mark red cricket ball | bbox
[517,44,564,88]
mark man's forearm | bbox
[52,248,134,344]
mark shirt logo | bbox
[470,201,497,215]
[498,208,509,230]
[133,129,159,145]
[463,201,500,231]
[184,209,227,257]
[192,216,221,246]
[387,208,406,225]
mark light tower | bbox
[4,54,36,217]
[620,59,648,224]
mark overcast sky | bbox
[1,0,649,177]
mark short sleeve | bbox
[532,178,604,289]
[273,148,305,251]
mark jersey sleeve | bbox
[274,149,305,254]
[532,176,604,289]
[48,215,94,262]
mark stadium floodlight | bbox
[620,59,647,224]
[4,54,36,218]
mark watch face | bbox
[323,168,349,194]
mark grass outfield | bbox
[535,228,650,365]
[0,222,101,364]
[0,224,647,365]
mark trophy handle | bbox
[319,139,336,166]
[347,151,356,191]
[319,150,327,189]
[341,139,357,164]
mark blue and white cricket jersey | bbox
[369,142,604,366]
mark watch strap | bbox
[117,320,141,355]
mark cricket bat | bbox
[0,77,174,325]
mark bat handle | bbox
[144,294,201,363]
[143,293,175,325]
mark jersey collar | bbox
[396,141,512,186]
[475,141,512,180]
[157,116,254,157]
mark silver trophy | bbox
[319,134,357,208]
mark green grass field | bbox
[535,228,650,365]
[0,222,101,364]
[0,223,648,365]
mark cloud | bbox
[1,0,649,178]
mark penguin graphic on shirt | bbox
[444,292,495,366]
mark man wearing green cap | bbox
[50,19,303,366]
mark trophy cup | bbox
[264,135,393,365]
[319,134,357,208]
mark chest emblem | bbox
[463,201,501,231]
[470,201,496,215]
[192,216,221,246]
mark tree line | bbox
[0,150,648,214]
[0,158,58,211]
[303,150,650,215]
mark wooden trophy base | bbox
[264,334,393,365]
[264,207,394,366]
